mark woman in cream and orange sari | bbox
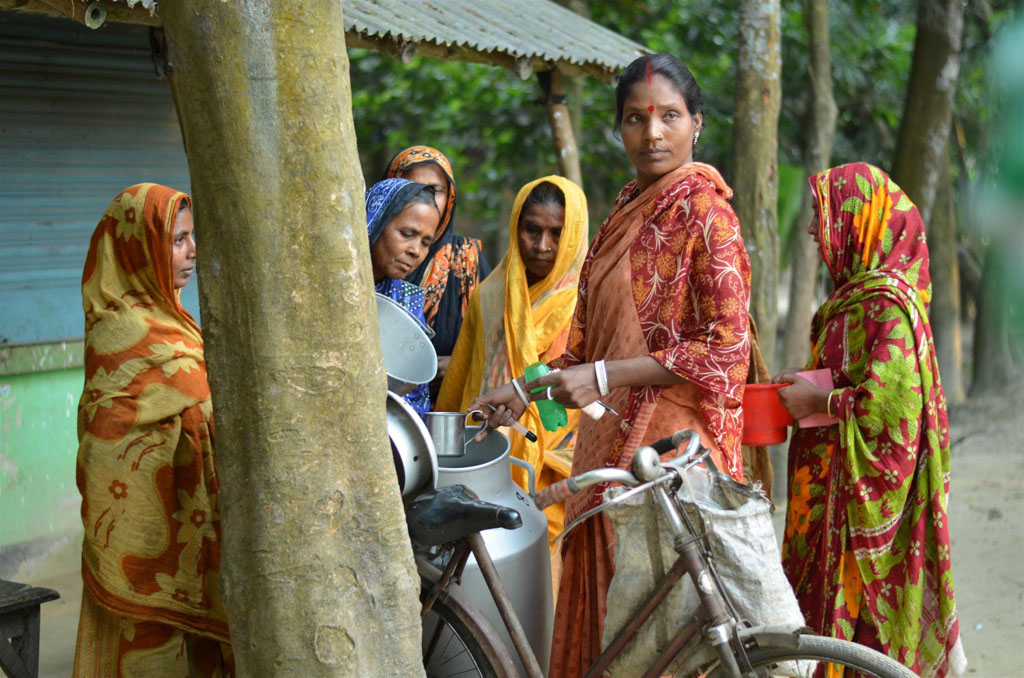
[437,176,588,550]
[73,184,232,676]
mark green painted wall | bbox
[0,343,84,553]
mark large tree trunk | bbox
[779,0,836,372]
[891,0,965,402]
[162,3,424,675]
[733,0,783,365]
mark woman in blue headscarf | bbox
[366,178,442,415]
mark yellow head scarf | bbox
[438,176,588,517]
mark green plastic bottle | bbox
[525,361,568,432]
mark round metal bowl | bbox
[376,293,437,396]
[386,391,438,497]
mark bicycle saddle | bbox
[405,484,522,547]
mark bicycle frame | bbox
[584,475,749,678]
[419,535,545,678]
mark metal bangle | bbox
[511,378,531,409]
[595,359,610,397]
[826,391,834,418]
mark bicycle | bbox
[406,429,916,678]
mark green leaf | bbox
[841,197,865,214]
[869,165,885,187]
[856,173,873,199]
[894,194,914,212]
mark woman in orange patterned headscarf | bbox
[73,184,233,677]
[384,146,491,397]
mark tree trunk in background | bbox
[972,245,1021,395]
[930,151,965,401]
[891,0,964,403]
[162,3,424,675]
[779,0,836,372]
[733,0,783,365]
[539,69,584,188]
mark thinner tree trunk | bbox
[779,0,836,372]
[733,0,783,365]
[539,70,584,188]
[891,0,964,401]
[930,151,965,402]
[161,3,424,675]
[971,245,1021,395]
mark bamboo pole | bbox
[539,69,584,188]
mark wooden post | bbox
[161,3,425,675]
[538,69,584,188]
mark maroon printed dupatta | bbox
[783,163,966,676]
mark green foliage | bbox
[777,161,807,266]
[347,0,1006,264]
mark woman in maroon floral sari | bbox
[775,163,967,677]
[469,54,753,678]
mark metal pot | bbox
[425,410,483,458]
[435,428,554,675]
[376,293,437,396]
[386,391,438,497]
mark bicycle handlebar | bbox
[535,469,637,510]
[534,429,706,510]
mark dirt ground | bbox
[28,387,1024,676]
[941,384,1024,675]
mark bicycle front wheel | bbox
[707,632,917,678]
[419,561,519,678]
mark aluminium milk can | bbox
[435,428,554,674]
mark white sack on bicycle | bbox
[602,466,813,678]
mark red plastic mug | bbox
[742,384,796,446]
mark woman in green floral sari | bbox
[774,163,966,677]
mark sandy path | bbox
[944,386,1024,676]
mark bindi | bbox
[647,105,654,113]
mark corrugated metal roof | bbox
[10,0,648,81]
[343,0,648,79]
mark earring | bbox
[694,131,701,144]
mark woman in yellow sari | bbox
[437,176,588,545]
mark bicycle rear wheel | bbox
[706,632,917,678]
[419,561,519,678]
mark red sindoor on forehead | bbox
[646,60,654,112]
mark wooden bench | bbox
[0,580,60,678]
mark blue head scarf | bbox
[366,178,436,416]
